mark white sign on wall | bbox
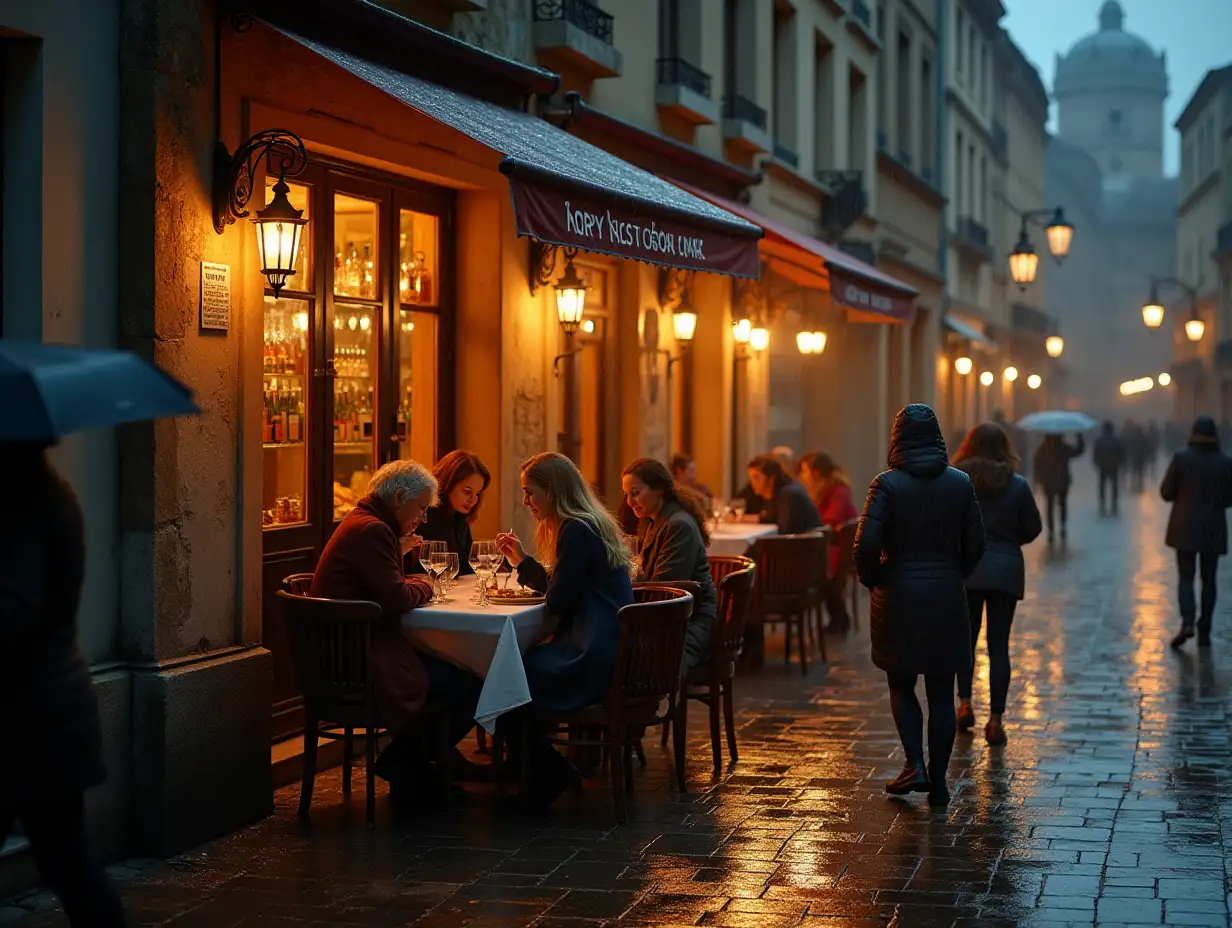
[200,261,231,331]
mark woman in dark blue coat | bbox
[856,405,985,807]
[496,452,634,806]
[1160,416,1232,649]
[952,423,1042,746]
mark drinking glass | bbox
[469,541,487,603]
[441,552,460,598]
[471,540,497,605]
[731,499,747,521]
[422,540,446,602]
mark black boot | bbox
[1171,626,1195,650]
[885,760,930,795]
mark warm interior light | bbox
[554,257,587,333]
[1158,372,1172,386]
[732,317,752,344]
[255,174,308,298]
[1008,229,1039,287]
[1045,208,1074,261]
[347,315,358,331]
[293,311,309,332]
[1045,335,1064,358]
[749,327,770,352]
[954,356,973,376]
[1003,366,1019,382]
[796,331,827,355]
[359,315,371,331]
[581,319,596,334]
[1120,377,1155,396]
[1186,318,1206,341]
[1027,373,1042,390]
[672,310,698,342]
[979,370,995,386]
[1142,303,1165,328]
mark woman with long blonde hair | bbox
[496,452,634,806]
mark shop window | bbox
[399,209,438,307]
[332,194,380,520]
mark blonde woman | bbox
[496,452,634,805]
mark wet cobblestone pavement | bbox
[6,476,1232,927]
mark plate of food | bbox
[487,586,546,604]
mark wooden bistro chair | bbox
[750,534,829,674]
[660,556,756,770]
[532,586,693,824]
[277,586,451,829]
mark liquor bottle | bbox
[271,388,285,443]
[262,388,273,444]
[287,386,302,443]
[360,390,373,440]
[263,343,272,374]
[336,391,348,443]
[396,398,408,443]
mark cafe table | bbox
[707,521,777,557]
[401,576,555,733]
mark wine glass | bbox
[481,547,505,602]
[422,540,446,603]
[441,552,460,599]
[731,498,747,521]
[470,540,495,605]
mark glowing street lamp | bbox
[672,309,698,343]
[1003,366,1019,382]
[1027,374,1042,390]
[1158,372,1172,386]
[1186,318,1206,342]
[1008,228,1039,288]
[749,327,770,353]
[1045,335,1064,358]
[1006,203,1073,289]
[796,331,827,355]
[1044,208,1074,262]
[979,370,995,387]
[954,356,973,376]
[732,317,752,344]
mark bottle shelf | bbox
[265,371,307,379]
[333,441,373,452]
[263,441,306,450]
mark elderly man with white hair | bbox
[311,459,481,802]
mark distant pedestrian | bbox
[1160,416,1232,649]
[1032,433,1085,543]
[0,443,128,927]
[1145,421,1161,478]
[951,424,1043,746]
[1093,421,1127,515]
[1125,421,1149,493]
[856,405,985,807]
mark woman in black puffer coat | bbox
[856,405,985,807]
[952,423,1042,747]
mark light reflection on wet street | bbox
[4,474,1232,927]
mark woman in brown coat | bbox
[0,443,127,926]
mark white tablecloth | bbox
[708,522,777,556]
[401,576,555,733]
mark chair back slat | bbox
[708,554,754,589]
[634,580,701,604]
[611,586,692,712]
[712,564,756,664]
[750,534,828,595]
[277,590,382,711]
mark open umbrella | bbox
[0,340,200,442]
[1016,410,1098,435]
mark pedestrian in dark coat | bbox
[311,460,482,796]
[747,455,824,535]
[951,423,1042,746]
[0,444,127,927]
[856,404,985,807]
[623,458,718,674]
[1032,433,1085,542]
[1092,421,1127,515]
[416,449,491,576]
[1160,416,1232,649]
[496,452,635,807]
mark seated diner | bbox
[309,459,481,799]
[623,457,718,674]
[747,454,824,535]
[495,452,635,807]
[798,451,858,632]
[417,449,491,576]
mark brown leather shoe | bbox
[956,702,976,732]
[984,719,1007,746]
[885,761,930,795]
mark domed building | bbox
[1044,1,1177,419]
[1054,0,1168,179]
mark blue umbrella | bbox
[0,340,200,442]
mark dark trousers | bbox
[823,580,850,631]
[957,591,1017,714]
[1044,490,1068,537]
[1176,550,1219,633]
[377,654,482,782]
[1098,469,1119,513]
[0,795,127,927]
[1130,463,1145,493]
[886,672,956,781]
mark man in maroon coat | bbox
[311,459,480,797]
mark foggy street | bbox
[5,471,1231,928]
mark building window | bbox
[955,9,964,80]
[660,0,702,67]
[815,38,835,170]
[849,64,868,172]
[896,30,911,162]
[954,130,964,216]
[772,0,798,156]
[920,54,934,176]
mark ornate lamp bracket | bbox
[529,240,568,293]
[212,129,308,234]
[658,267,695,313]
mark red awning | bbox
[274,29,764,279]
[672,182,918,323]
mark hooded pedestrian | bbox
[0,443,128,927]
[951,423,1042,746]
[1092,421,1127,514]
[856,405,985,807]
[1160,416,1232,649]
[1032,433,1085,542]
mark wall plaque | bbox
[200,261,231,331]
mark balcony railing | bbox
[773,142,799,168]
[1218,219,1232,256]
[722,94,767,129]
[532,0,614,44]
[656,57,712,98]
[851,0,872,30]
[955,216,990,249]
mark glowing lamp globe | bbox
[1186,318,1206,342]
[954,356,973,376]
[1045,335,1064,358]
[732,318,752,344]
[1003,366,1019,383]
[672,310,698,343]
[749,327,770,352]
[979,371,995,387]
[554,258,587,333]
[1142,303,1165,328]
[1027,374,1042,390]
[255,175,308,297]
[1045,208,1074,262]
[1158,372,1172,386]
[1008,230,1039,287]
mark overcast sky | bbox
[1002,0,1232,176]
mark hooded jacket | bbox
[1161,416,1232,554]
[954,457,1042,598]
[856,405,986,675]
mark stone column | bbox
[118,0,270,856]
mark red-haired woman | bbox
[419,450,491,575]
[798,451,858,632]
